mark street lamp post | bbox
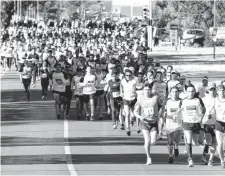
[148,0,153,52]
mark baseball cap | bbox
[217,84,225,90]
[180,75,186,79]
[171,70,177,74]
[202,76,208,81]
[208,82,216,90]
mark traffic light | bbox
[143,6,149,19]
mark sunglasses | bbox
[126,74,131,76]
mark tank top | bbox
[181,98,202,123]
[52,72,66,92]
[202,95,216,125]
[136,81,144,99]
[137,96,158,123]
[82,74,96,95]
[215,97,225,123]
[152,81,167,104]
[21,66,32,79]
[166,99,182,125]
[73,76,83,95]
[108,79,121,98]
[96,73,104,91]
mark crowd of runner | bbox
[1,19,225,168]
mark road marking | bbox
[64,119,78,176]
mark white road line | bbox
[64,119,78,176]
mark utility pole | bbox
[148,0,153,52]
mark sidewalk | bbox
[149,46,225,55]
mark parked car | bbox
[181,29,205,47]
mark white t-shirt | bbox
[215,97,225,123]
[121,78,137,101]
[52,72,66,92]
[82,74,97,95]
[202,95,216,125]
[181,98,203,123]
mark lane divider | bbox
[64,119,78,176]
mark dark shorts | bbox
[182,122,201,134]
[83,94,94,103]
[158,105,162,111]
[140,121,158,132]
[111,97,123,105]
[123,98,137,107]
[215,120,225,133]
[65,90,73,100]
[204,124,215,137]
[95,90,104,97]
[74,94,84,101]
[52,90,66,96]
[22,78,31,88]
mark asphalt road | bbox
[1,62,225,175]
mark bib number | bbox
[112,92,120,98]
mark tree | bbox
[1,1,15,28]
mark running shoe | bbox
[86,115,90,121]
[137,129,141,133]
[208,160,214,166]
[221,161,225,168]
[188,159,194,167]
[131,120,134,126]
[90,116,94,121]
[113,124,117,129]
[168,156,174,164]
[65,115,70,119]
[42,96,45,100]
[174,148,179,157]
[120,124,125,130]
[158,134,163,140]
[127,131,131,136]
[57,112,61,119]
[201,155,208,165]
[32,83,36,88]
[98,116,103,120]
[146,158,152,165]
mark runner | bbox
[95,62,105,120]
[214,84,225,168]
[163,86,182,164]
[167,70,180,94]
[50,63,67,119]
[40,60,50,100]
[134,84,161,165]
[71,68,84,120]
[19,60,33,101]
[201,82,217,166]
[136,71,145,133]
[181,85,204,167]
[80,65,97,121]
[62,63,74,119]
[120,69,137,136]
[196,76,209,98]
[108,70,122,129]
[152,71,168,140]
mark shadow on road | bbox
[1,153,220,165]
[1,136,183,147]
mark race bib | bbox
[112,91,120,98]
[185,105,197,121]
[143,107,154,120]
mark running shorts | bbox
[83,93,94,103]
[215,120,225,133]
[140,121,158,132]
[95,90,104,97]
[52,90,66,96]
[182,122,201,134]
[204,124,215,137]
[123,98,137,107]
